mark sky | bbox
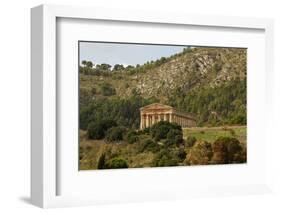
[79,42,189,67]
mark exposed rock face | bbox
[132,47,246,102]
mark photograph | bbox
[79,42,247,170]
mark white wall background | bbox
[0,0,280,212]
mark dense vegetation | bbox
[80,123,246,169]
[167,78,246,126]
[80,95,156,130]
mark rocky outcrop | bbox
[132,47,246,102]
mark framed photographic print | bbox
[31,4,274,208]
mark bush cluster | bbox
[87,119,117,139]
[105,126,126,142]
[138,139,160,153]
[153,147,186,167]
[100,83,116,96]
[106,157,128,169]
[97,153,128,169]
[150,121,182,142]
[125,130,139,144]
[211,137,245,164]
[184,136,246,165]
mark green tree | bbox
[100,83,116,96]
[96,63,111,71]
[211,137,245,164]
[86,61,93,68]
[87,119,117,139]
[138,139,160,153]
[153,149,181,167]
[87,122,104,139]
[105,126,126,142]
[150,121,182,141]
[166,129,183,145]
[125,130,139,144]
[106,158,128,169]
[81,60,87,67]
[113,64,125,71]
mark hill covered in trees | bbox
[80,47,246,129]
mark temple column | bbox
[145,115,149,128]
[140,114,143,129]
[169,113,172,122]
[152,114,155,125]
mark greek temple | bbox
[139,103,196,130]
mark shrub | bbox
[139,139,160,153]
[87,119,117,139]
[105,126,127,142]
[154,125,170,141]
[185,136,197,147]
[176,147,187,160]
[87,122,105,139]
[165,129,183,146]
[125,130,139,144]
[185,141,213,165]
[150,121,182,141]
[153,149,181,167]
[106,157,128,169]
[167,129,183,140]
[100,83,116,96]
[211,137,244,164]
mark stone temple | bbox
[139,103,196,130]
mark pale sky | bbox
[79,42,189,67]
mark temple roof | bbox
[139,103,173,111]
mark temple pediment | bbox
[140,103,173,111]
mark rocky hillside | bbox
[132,47,246,102]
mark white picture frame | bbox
[31,4,274,208]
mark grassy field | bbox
[183,126,246,144]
